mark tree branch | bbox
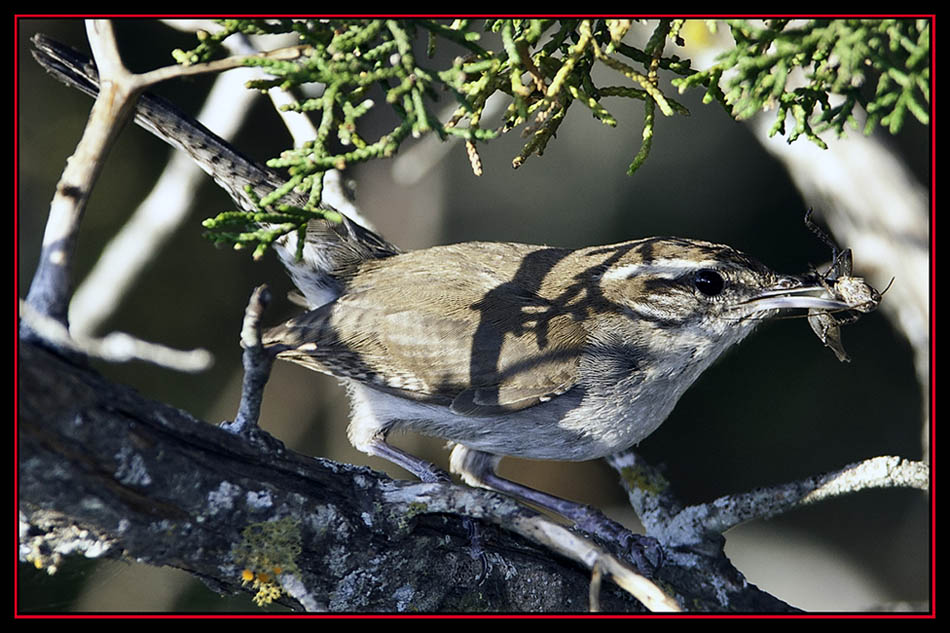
[608,451,929,550]
[23,20,142,327]
[18,339,798,612]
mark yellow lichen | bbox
[252,580,283,607]
[232,517,302,607]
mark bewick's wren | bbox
[261,237,859,518]
[33,36,874,533]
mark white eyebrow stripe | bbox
[602,260,719,281]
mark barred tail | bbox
[30,33,400,308]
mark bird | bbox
[31,34,873,548]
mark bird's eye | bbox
[694,269,725,296]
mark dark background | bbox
[17,19,930,612]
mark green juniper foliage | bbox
[675,19,931,147]
[189,18,929,257]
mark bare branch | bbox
[608,450,928,548]
[19,299,212,372]
[24,20,143,326]
[223,286,274,435]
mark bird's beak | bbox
[740,275,859,312]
